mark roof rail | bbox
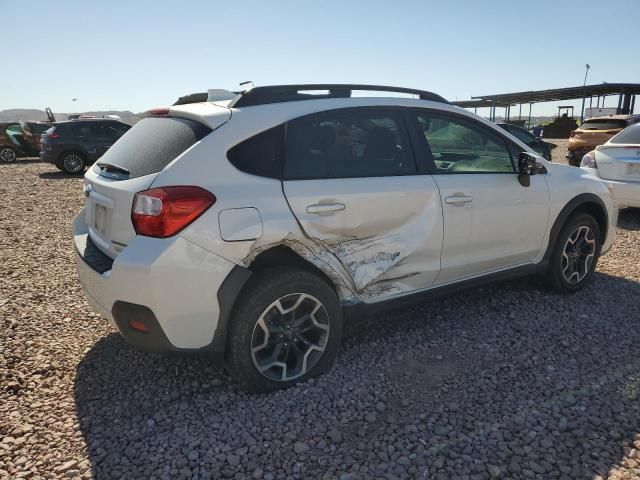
[229,84,448,108]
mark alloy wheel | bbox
[0,148,16,162]
[63,153,84,173]
[561,225,596,284]
[251,293,330,382]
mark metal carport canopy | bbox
[462,82,640,105]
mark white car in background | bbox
[73,84,617,392]
[581,123,640,208]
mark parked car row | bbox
[1,115,132,174]
[567,114,640,166]
[73,83,620,392]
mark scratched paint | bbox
[242,232,422,302]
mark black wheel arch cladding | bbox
[542,193,608,265]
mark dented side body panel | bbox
[154,100,447,304]
[282,177,443,300]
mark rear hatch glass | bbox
[95,117,211,179]
[579,120,627,131]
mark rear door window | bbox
[95,117,211,178]
[284,109,415,179]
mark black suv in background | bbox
[496,123,557,161]
[41,119,131,173]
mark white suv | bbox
[74,84,617,392]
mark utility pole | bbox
[580,64,590,122]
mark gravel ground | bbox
[1,156,640,480]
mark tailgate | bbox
[81,109,229,259]
[596,145,640,182]
[83,170,159,258]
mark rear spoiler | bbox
[173,89,239,106]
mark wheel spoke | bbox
[561,224,597,284]
[251,293,331,382]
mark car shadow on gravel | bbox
[74,272,640,479]
[0,158,42,165]
[38,171,84,180]
[618,208,640,231]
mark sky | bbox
[2,0,639,117]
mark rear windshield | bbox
[579,119,627,131]
[95,117,211,178]
[610,124,640,144]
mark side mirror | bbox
[518,152,542,187]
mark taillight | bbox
[148,108,170,116]
[131,186,215,238]
[47,132,60,139]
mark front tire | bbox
[60,151,86,174]
[0,147,17,163]
[226,268,343,393]
[546,213,601,292]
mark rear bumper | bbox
[581,167,640,209]
[73,208,238,353]
[40,149,57,164]
[566,148,591,165]
[601,179,640,209]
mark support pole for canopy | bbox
[518,103,522,120]
[527,103,532,128]
[618,94,623,113]
[622,93,632,114]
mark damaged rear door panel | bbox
[282,108,443,301]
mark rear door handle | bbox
[445,194,473,206]
[306,203,346,215]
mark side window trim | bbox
[409,108,517,174]
[283,106,418,181]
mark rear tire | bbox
[226,267,343,393]
[60,151,86,174]
[545,213,602,292]
[0,146,17,163]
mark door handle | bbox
[445,194,473,206]
[306,203,346,215]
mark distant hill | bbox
[0,109,141,125]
